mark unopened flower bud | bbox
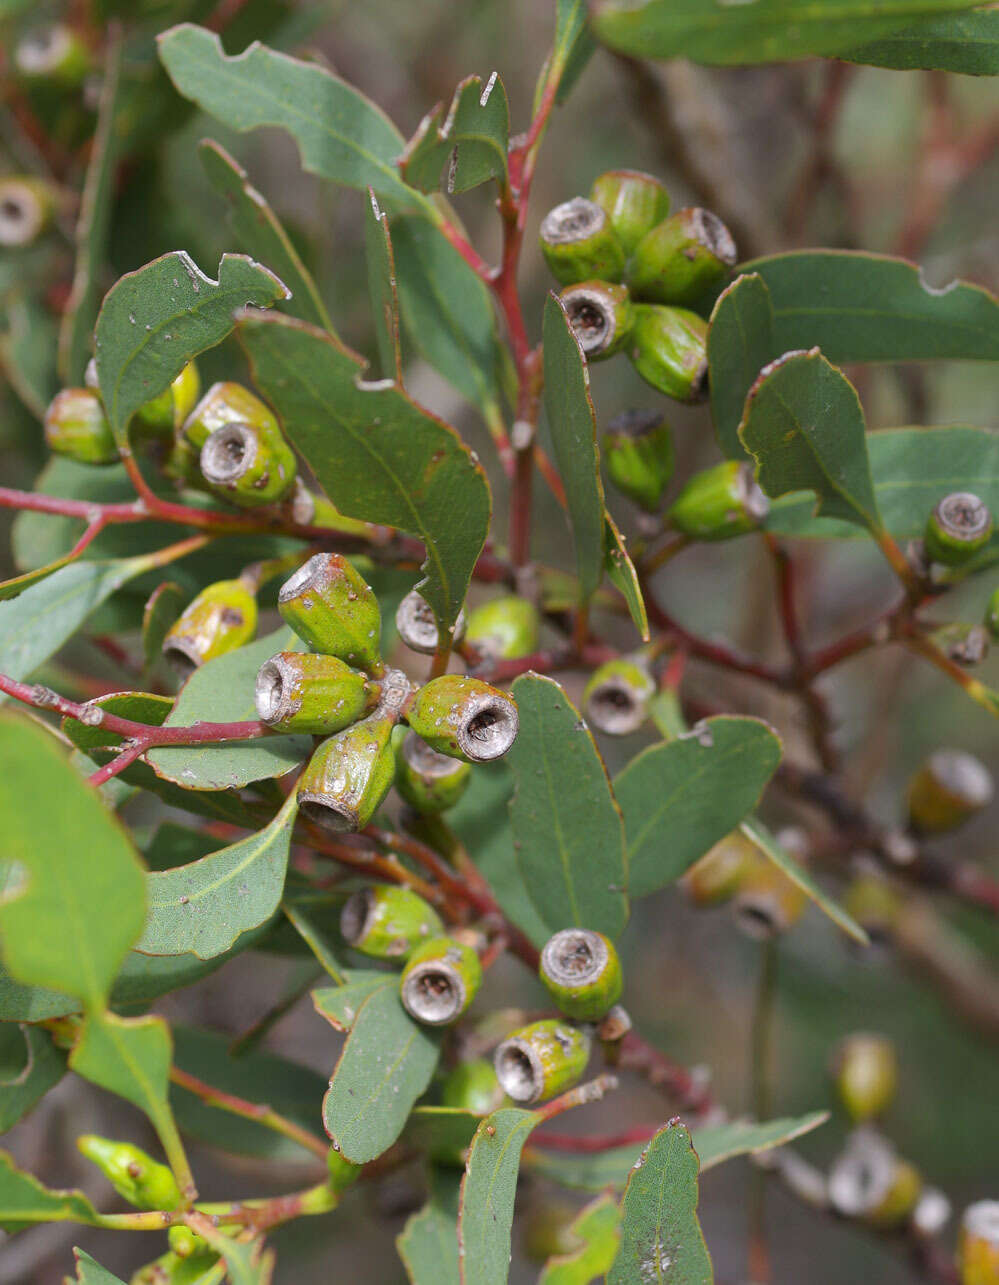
[583,656,654,736]
[559,281,634,361]
[162,578,257,675]
[339,884,443,959]
[628,304,708,401]
[131,362,201,439]
[590,169,671,255]
[959,1200,999,1285]
[732,859,807,939]
[254,651,380,734]
[907,749,993,834]
[465,595,539,663]
[326,1147,363,1194]
[168,1225,214,1260]
[831,1034,898,1123]
[924,493,993,566]
[539,197,626,286]
[828,1127,921,1228]
[395,732,472,814]
[494,1019,590,1104]
[400,936,483,1025]
[278,553,382,672]
[630,208,737,306]
[682,831,758,907]
[539,928,622,1021]
[15,23,91,87]
[200,418,297,507]
[44,388,117,465]
[76,1135,181,1211]
[441,1059,506,1115]
[395,589,465,656]
[666,460,769,541]
[0,176,54,247]
[406,675,518,763]
[602,409,675,512]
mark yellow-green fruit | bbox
[924,492,993,566]
[831,1034,898,1123]
[539,197,626,286]
[628,304,708,402]
[590,169,671,256]
[200,418,297,508]
[339,884,443,959]
[254,651,380,734]
[441,1059,506,1115]
[494,1019,590,1105]
[629,207,737,305]
[14,23,91,87]
[132,363,201,438]
[907,749,994,834]
[559,280,634,361]
[406,675,519,763]
[841,875,901,945]
[583,656,654,736]
[297,703,400,833]
[400,936,483,1025]
[44,388,118,465]
[959,1201,999,1285]
[0,176,54,247]
[732,857,807,939]
[395,732,472,815]
[162,579,257,676]
[682,832,758,907]
[278,552,382,672]
[465,596,540,663]
[666,460,770,541]
[828,1127,921,1229]
[539,928,622,1021]
[76,1135,181,1211]
[327,1147,363,1194]
[179,381,273,451]
[602,409,675,513]
[395,589,466,656]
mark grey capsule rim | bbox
[340,887,376,946]
[401,959,467,1026]
[689,208,737,266]
[735,461,771,522]
[254,655,300,725]
[494,1035,545,1104]
[540,197,607,247]
[827,1129,896,1217]
[396,590,466,655]
[161,635,202,678]
[0,181,46,247]
[200,423,258,485]
[16,24,71,74]
[733,889,785,941]
[402,731,469,780]
[963,1199,999,1244]
[456,692,519,762]
[541,928,609,991]
[278,552,332,604]
[934,490,991,542]
[297,792,360,834]
[585,675,648,736]
[926,748,994,807]
[561,284,623,358]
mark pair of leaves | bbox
[399,73,510,194]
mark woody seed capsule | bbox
[400,936,483,1025]
[960,1201,999,1285]
[667,460,770,541]
[907,749,994,834]
[278,553,382,672]
[583,656,654,736]
[396,589,466,656]
[682,831,759,907]
[406,674,518,763]
[539,928,623,1021]
[629,207,737,306]
[465,595,539,663]
[162,578,257,676]
[0,177,54,247]
[494,1019,590,1104]
[628,304,709,402]
[254,651,380,734]
[602,409,675,513]
[201,420,297,508]
[340,884,443,960]
[15,23,91,87]
[828,1127,922,1228]
[590,169,671,256]
[539,197,626,286]
[395,732,472,814]
[44,388,118,465]
[559,281,634,360]
[924,492,993,566]
[831,1033,898,1123]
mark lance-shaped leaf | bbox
[0,1026,66,1133]
[843,12,999,74]
[739,251,999,362]
[607,1120,712,1285]
[147,628,312,790]
[739,349,880,533]
[198,140,334,332]
[707,274,774,461]
[365,191,403,382]
[605,513,649,641]
[458,1107,539,1285]
[313,972,393,1032]
[158,24,419,206]
[507,675,628,938]
[322,983,442,1164]
[539,1191,621,1284]
[614,717,782,898]
[589,0,987,66]
[69,1249,127,1284]
[239,311,491,636]
[552,0,597,103]
[543,293,607,604]
[282,889,352,983]
[400,73,509,194]
[694,1111,829,1169]
[397,1167,462,1285]
[135,791,298,959]
[94,250,288,446]
[0,1151,100,1233]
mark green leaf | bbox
[614,717,782,899]
[0,1025,66,1133]
[58,38,122,384]
[543,293,607,603]
[552,0,598,102]
[507,674,628,938]
[322,983,442,1164]
[539,1191,621,1284]
[63,690,172,755]
[693,1111,829,1169]
[198,139,334,332]
[0,552,86,603]
[365,192,403,382]
[0,297,59,420]
[607,1120,712,1285]
[589,0,986,66]
[147,628,312,790]
[0,715,145,1007]
[843,11,999,73]
[158,24,419,206]
[94,249,288,445]
[605,513,650,642]
[142,582,184,670]
[739,818,868,945]
[738,349,880,533]
[111,929,267,1009]
[707,274,774,461]
[67,1249,127,1284]
[135,790,298,959]
[405,1106,481,1161]
[458,1107,539,1285]
[282,887,351,981]
[399,74,509,194]
[740,251,999,362]
[397,1167,462,1285]
[183,1219,270,1285]
[239,311,491,636]
[0,1151,100,1233]
[313,971,393,1031]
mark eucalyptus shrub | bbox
[0,2,998,1283]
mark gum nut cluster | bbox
[249,554,519,836]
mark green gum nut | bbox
[327,1146,363,1194]
[590,169,671,256]
[441,1059,506,1115]
[132,362,201,439]
[667,459,770,541]
[0,176,54,247]
[602,409,675,513]
[829,1128,921,1229]
[395,589,466,656]
[179,381,272,451]
[841,874,901,946]
[583,656,654,736]
[831,1033,898,1124]
[15,23,91,87]
[339,884,443,959]
[162,578,257,676]
[924,492,993,566]
[539,197,626,286]
[494,1019,590,1105]
[44,388,118,465]
[464,595,540,662]
[732,857,807,940]
[559,280,634,361]
[200,416,297,508]
[254,650,380,734]
[278,552,383,672]
[985,587,999,640]
[682,831,758,907]
[907,749,993,835]
[628,304,708,402]
[76,1135,181,1211]
[400,936,483,1025]
[539,928,623,1021]
[406,674,519,763]
[960,1202,999,1285]
[629,207,737,306]
[395,731,472,814]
